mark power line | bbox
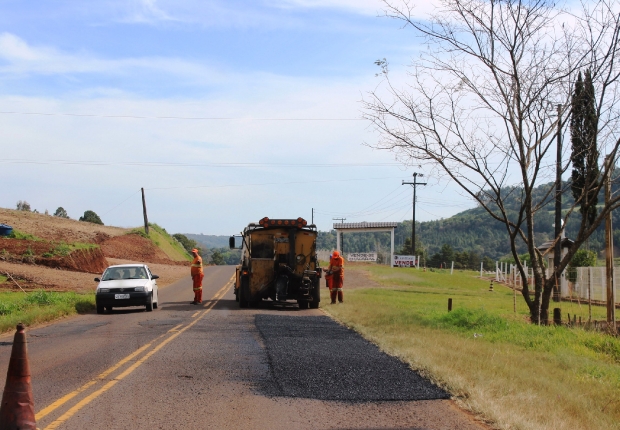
[0,159,401,168]
[0,111,365,121]
[145,175,405,191]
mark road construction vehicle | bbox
[229,217,321,309]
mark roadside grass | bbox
[129,224,190,262]
[323,266,620,430]
[7,229,42,241]
[0,291,95,333]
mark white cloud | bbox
[0,32,231,85]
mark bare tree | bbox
[364,0,620,323]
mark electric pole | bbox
[141,187,149,236]
[605,155,616,331]
[554,104,562,302]
[402,173,426,255]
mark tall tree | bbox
[364,0,620,323]
[571,70,600,228]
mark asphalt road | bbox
[0,266,487,429]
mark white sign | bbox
[394,255,416,267]
[346,252,377,262]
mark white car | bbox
[95,264,159,313]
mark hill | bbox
[317,179,620,261]
[183,234,230,249]
[0,207,190,292]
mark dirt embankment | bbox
[0,208,188,291]
[100,234,184,265]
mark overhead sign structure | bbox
[394,255,416,267]
[347,253,377,262]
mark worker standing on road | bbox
[327,250,344,304]
[190,248,203,305]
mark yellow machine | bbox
[229,217,321,309]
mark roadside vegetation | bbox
[130,223,191,261]
[324,266,620,430]
[0,291,95,333]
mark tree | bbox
[571,70,599,228]
[79,210,103,225]
[210,250,225,265]
[16,201,31,211]
[364,0,620,323]
[173,233,199,254]
[53,207,69,219]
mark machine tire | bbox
[239,278,249,308]
[310,279,320,309]
[96,304,104,314]
[145,294,153,312]
[234,288,239,302]
[298,300,309,310]
[105,306,112,312]
[153,301,158,309]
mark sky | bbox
[0,0,476,235]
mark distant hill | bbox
[317,178,620,260]
[183,234,230,250]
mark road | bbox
[0,266,487,429]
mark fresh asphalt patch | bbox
[255,314,450,401]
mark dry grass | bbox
[324,266,620,430]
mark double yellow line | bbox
[37,276,233,430]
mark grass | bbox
[0,291,95,333]
[7,229,42,241]
[129,224,191,262]
[323,266,620,430]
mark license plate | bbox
[115,294,130,299]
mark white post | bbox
[336,229,341,253]
[451,261,454,275]
[496,261,499,281]
[390,228,395,267]
[480,261,483,277]
[416,255,420,269]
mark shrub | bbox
[79,210,103,225]
[16,201,31,211]
[53,207,69,218]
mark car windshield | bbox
[102,267,148,281]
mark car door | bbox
[147,266,158,303]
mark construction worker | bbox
[190,248,203,304]
[327,250,344,304]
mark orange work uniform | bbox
[328,251,344,303]
[191,255,204,303]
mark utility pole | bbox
[312,208,314,225]
[141,187,149,236]
[402,173,426,255]
[605,155,616,331]
[333,218,346,254]
[553,104,563,302]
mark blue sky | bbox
[0,0,474,236]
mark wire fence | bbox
[497,263,620,305]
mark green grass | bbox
[324,266,620,430]
[0,275,7,285]
[0,291,95,333]
[7,229,42,241]
[129,223,191,262]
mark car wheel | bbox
[145,294,153,312]
[96,304,104,314]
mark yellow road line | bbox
[192,311,200,317]
[42,278,232,430]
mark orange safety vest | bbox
[191,255,203,276]
[329,255,344,279]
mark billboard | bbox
[394,255,416,267]
[346,252,377,262]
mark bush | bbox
[79,210,103,225]
[173,233,199,254]
[53,207,69,218]
[16,200,31,211]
